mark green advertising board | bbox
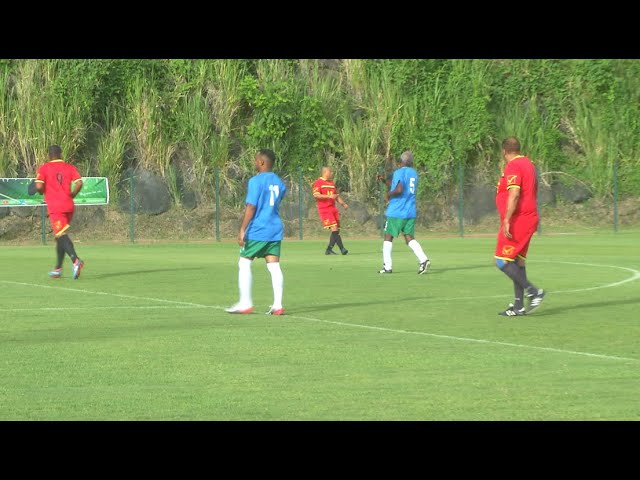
[0,177,109,207]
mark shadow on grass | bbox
[527,295,640,317]
[427,264,493,275]
[292,296,427,314]
[89,267,204,279]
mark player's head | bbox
[400,150,414,167]
[321,166,333,180]
[255,148,276,172]
[48,145,63,160]
[502,137,521,158]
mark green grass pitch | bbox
[1,231,639,420]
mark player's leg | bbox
[265,245,284,315]
[516,231,545,312]
[322,211,339,255]
[49,236,65,278]
[226,256,254,313]
[495,223,543,314]
[48,212,71,278]
[512,256,527,311]
[227,241,260,313]
[402,220,429,274]
[332,209,348,255]
[380,217,397,273]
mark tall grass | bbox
[339,62,403,200]
[96,105,130,199]
[493,93,556,173]
[11,60,89,175]
[0,67,15,176]
[127,75,176,177]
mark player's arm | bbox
[502,186,520,239]
[33,169,45,195]
[238,203,257,247]
[71,179,83,198]
[387,180,403,199]
[376,173,392,188]
[28,180,38,195]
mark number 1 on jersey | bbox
[269,184,280,206]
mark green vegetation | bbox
[1,59,639,207]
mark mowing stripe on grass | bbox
[4,305,208,311]
[2,263,638,363]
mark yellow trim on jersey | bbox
[506,185,521,190]
[494,256,515,261]
[55,224,70,238]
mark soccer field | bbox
[1,231,639,420]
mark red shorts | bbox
[494,215,538,261]
[318,207,340,229]
[49,212,73,237]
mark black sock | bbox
[59,234,78,263]
[501,261,538,295]
[55,238,65,269]
[328,231,338,249]
[335,231,345,250]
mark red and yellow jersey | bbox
[495,155,538,219]
[312,177,338,210]
[35,160,82,213]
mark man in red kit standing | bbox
[494,137,544,316]
[312,166,349,255]
[31,145,85,279]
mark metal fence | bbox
[0,162,635,245]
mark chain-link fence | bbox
[1,163,637,245]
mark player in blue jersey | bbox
[377,151,430,275]
[226,149,287,315]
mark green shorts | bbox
[240,240,282,258]
[384,217,416,237]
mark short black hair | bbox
[258,148,276,167]
[502,137,521,154]
[48,145,63,159]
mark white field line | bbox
[2,261,638,363]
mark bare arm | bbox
[502,187,520,239]
[314,192,348,207]
[385,181,403,203]
[71,179,83,198]
[238,203,257,247]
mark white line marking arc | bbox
[2,262,638,362]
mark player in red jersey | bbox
[312,166,349,255]
[33,145,85,279]
[494,137,545,315]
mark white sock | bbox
[266,262,284,309]
[238,257,253,307]
[408,239,428,263]
[382,241,393,270]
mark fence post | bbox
[458,160,464,238]
[215,167,220,242]
[298,167,303,240]
[129,170,135,243]
[613,160,618,234]
[41,205,46,245]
